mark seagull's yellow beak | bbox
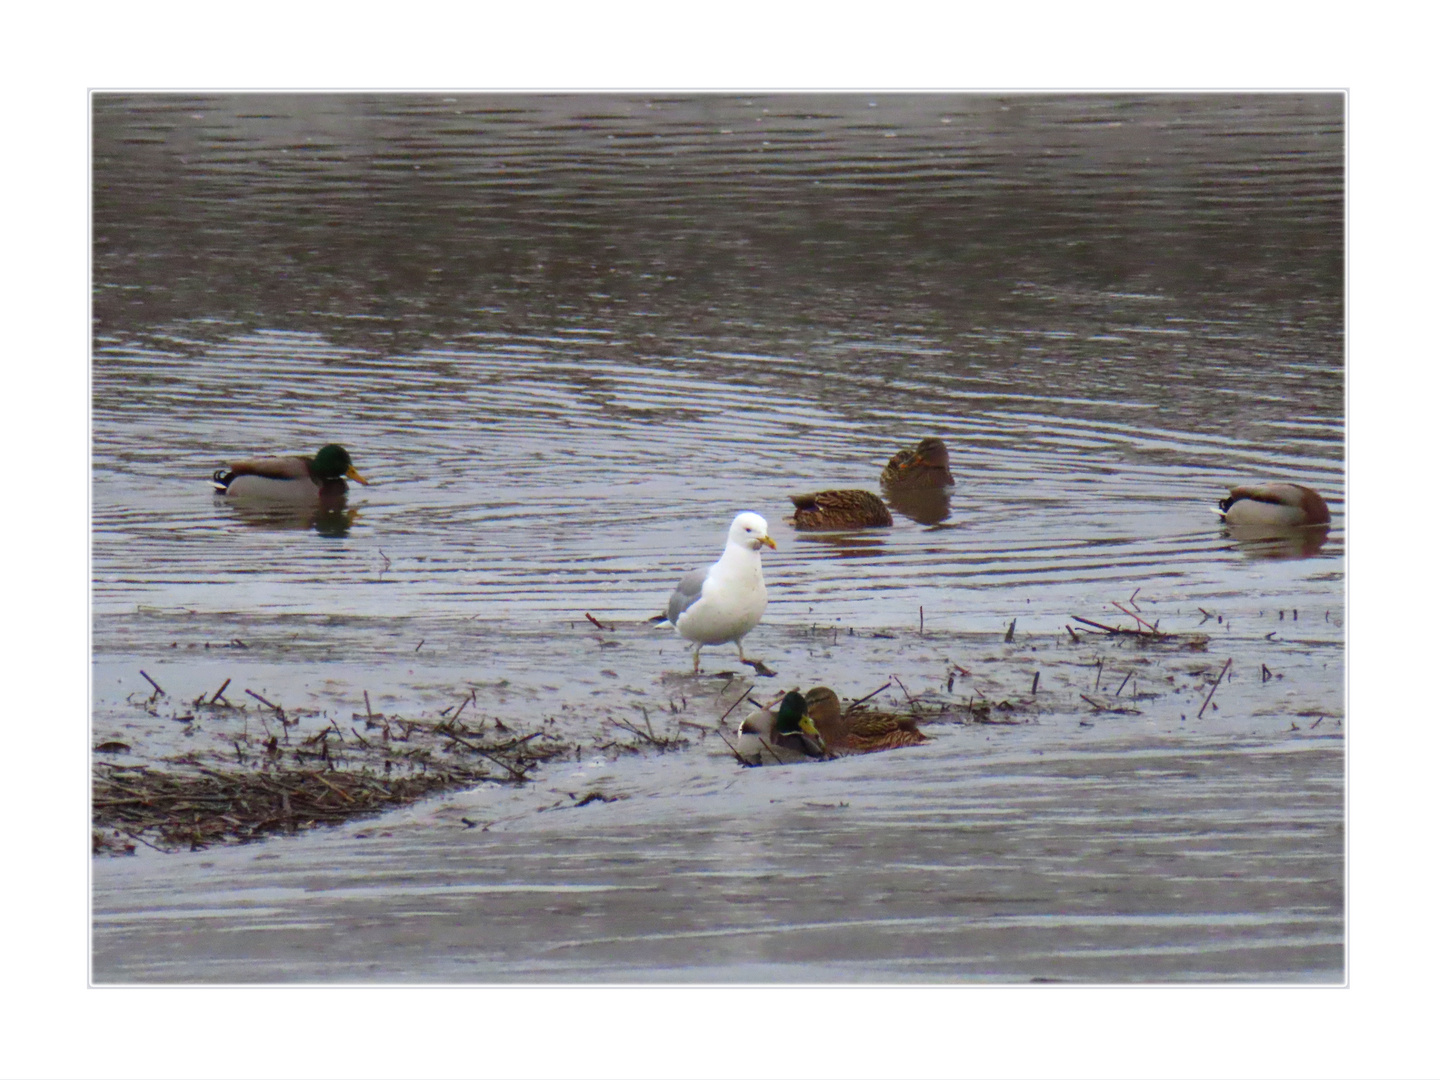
[346,466,370,485]
[758,535,776,550]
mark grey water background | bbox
[91,93,1344,982]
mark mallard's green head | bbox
[775,691,823,743]
[313,444,368,485]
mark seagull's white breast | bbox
[674,545,768,646]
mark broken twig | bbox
[1196,658,1233,718]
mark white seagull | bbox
[666,512,776,673]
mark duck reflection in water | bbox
[1217,483,1332,561]
[789,531,889,558]
[218,500,359,538]
[883,486,952,526]
[1223,521,1330,560]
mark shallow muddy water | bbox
[93,725,1342,983]
[91,93,1344,982]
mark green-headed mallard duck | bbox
[1218,483,1330,529]
[788,490,893,530]
[803,685,929,754]
[736,690,826,765]
[880,437,954,489]
[212,444,368,503]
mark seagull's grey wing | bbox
[666,567,709,625]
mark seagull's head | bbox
[729,512,776,552]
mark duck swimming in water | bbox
[1217,483,1331,529]
[880,437,954,489]
[212,444,368,503]
[788,489,893,530]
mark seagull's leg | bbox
[692,644,702,673]
[735,640,747,662]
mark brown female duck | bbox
[803,686,929,754]
[788,490,893,530]
[880,437,954,489]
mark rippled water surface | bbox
[94,92,1343,629]
[91,93,1345,983]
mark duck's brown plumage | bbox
[788,490,893,530]
[1218,483,1330,527]
[803,686,929,754]
[880,437,954,489]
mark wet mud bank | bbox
[92,601,1341,854]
